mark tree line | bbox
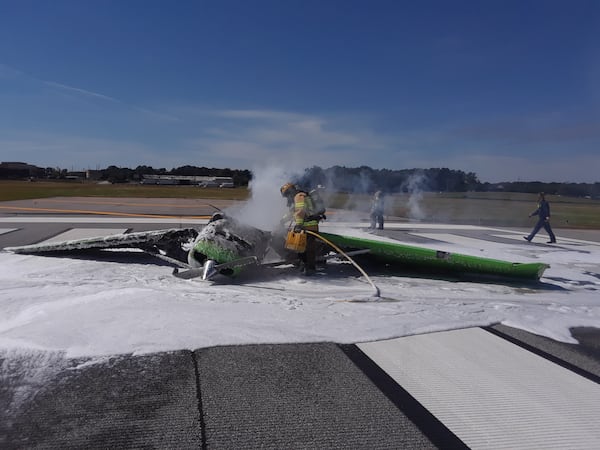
[298,166,600,198]
[3,163,598,198]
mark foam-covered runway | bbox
[1,202,599,448]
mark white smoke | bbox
[229,165,302,231]
[404,172,427,221]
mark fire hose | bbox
[305,230,380,298]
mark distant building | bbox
[0,162,44,179]
[65,171,87,181]
[86,170,103,181]
[141,174,235,187]
[199,177,235,188]
[141,175,185,185]
[215,178,234,188]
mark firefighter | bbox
[280,182,323,275]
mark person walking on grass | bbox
[524,192,557,244]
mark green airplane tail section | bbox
[319,232,548,281]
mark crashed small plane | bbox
[5,214,548,282]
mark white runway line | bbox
[323,222,491,231]
[492,233,600,247]
[0,228,17,235]
[408,232,600,260]
[409,232,511,249]
[359,328,600,450]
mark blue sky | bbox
[0,0,599,183]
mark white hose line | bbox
[306,230,380,298]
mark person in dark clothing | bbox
[524,192,557,243]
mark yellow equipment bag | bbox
[285,230,307,252]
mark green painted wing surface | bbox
[319,232,548,281]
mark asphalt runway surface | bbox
[1,197,599,449]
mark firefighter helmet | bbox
[280,182,296,197]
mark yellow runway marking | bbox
[0,205,210,219]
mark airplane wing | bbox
[3,218,548,282]
[4,228,198,267]
[318,232,549,281]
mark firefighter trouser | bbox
[301,225,319,270]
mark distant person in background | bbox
[369,190,385,230]
[524,192,557,243]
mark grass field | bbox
[0,180,250,202]
[327,191,600,229]
[2,180,599,229]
